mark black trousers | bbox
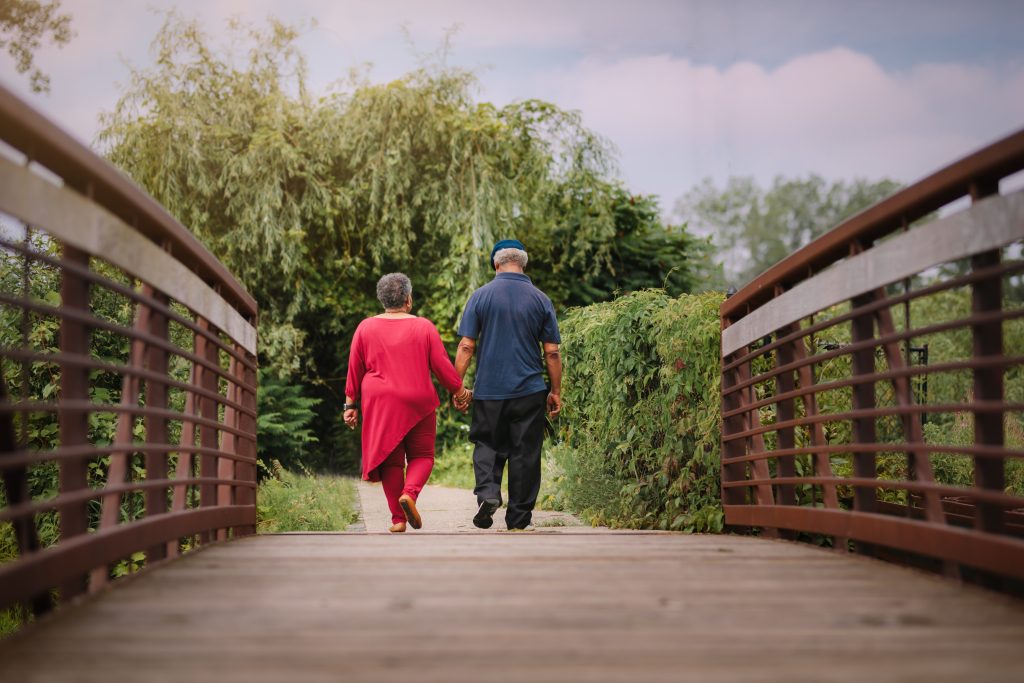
[469,390,547,529]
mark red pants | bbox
[376,412,436,524]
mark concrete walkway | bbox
[355,479,588,533]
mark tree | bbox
[532,187,715,306]
[0,0,73,93]
[100,13,708,470]
[676,175,901,287]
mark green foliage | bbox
[430,441,476,491]
[677,174,901,287]
[256,369,321,473]
[922,415,1024,495]
[99,13,707,470]
[0,0,74,92]
[0,522,26,637]
[256,462,359,532]
[549,290,724,531]
[536,189,717,307]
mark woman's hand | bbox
[343,408,359,430]
[452,387,473,413]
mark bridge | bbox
[1,83,1023,681]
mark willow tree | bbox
[100,13,703,469]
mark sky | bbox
[2,0,1023,218]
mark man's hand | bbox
[546,392,561,417]
[343,408,359,430]
[452,387,473,413]
[543,342,562,417]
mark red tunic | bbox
[344,316,463,481]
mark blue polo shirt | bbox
[457,272,561,400]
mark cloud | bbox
[524,47,1024,209]
[4,2,1022,216]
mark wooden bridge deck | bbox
[2,532,1024,683]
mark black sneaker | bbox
[473,498,500,529]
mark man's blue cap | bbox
[490,239,526,265]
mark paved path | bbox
[355,480,587,533]
[3,532,1024,682]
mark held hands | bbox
[452,387,473,413]
[343,408,359,430]
[546,392,561,417]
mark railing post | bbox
[197,318,221,543]
[217,353,239,542]
[721,319,748,511]
[970,182,1005,536]
[144,288,170,562]
[91,290,152,590]
[773,326,798,508]
[57,245,91,601]
[0,372,49,616]
[849,242,879,520]
[167,362,198,558]
[236,342,258,536]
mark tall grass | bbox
[256,462,359,532]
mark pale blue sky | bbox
[2,0,1023,216]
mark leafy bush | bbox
[256,462,359,532]
[256,369,321,473]
[549,290,724,531]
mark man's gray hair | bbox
[376,272,412,309]
[493,247,528,269]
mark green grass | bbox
[430,442,477,490]
[0,522,26,638]
[257,465,360,532]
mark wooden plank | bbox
[1,533,1023,682]
[722,190,1024,356]
[0,155,257,354]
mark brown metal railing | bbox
[0,84,258,619]
[720,128,1024,582]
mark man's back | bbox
[457,272,560,400]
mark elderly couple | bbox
[343,239,562,532]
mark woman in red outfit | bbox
[343,273,471,532]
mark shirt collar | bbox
[495,272,531,283]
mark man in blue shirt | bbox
[454,239,562,530]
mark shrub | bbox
[549,290,724,531]
[256,370,321,473]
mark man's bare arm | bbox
[455,337,476,379]
[543,342,562,416]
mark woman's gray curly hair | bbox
[493,247,528,269]
[376,272,412,310]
